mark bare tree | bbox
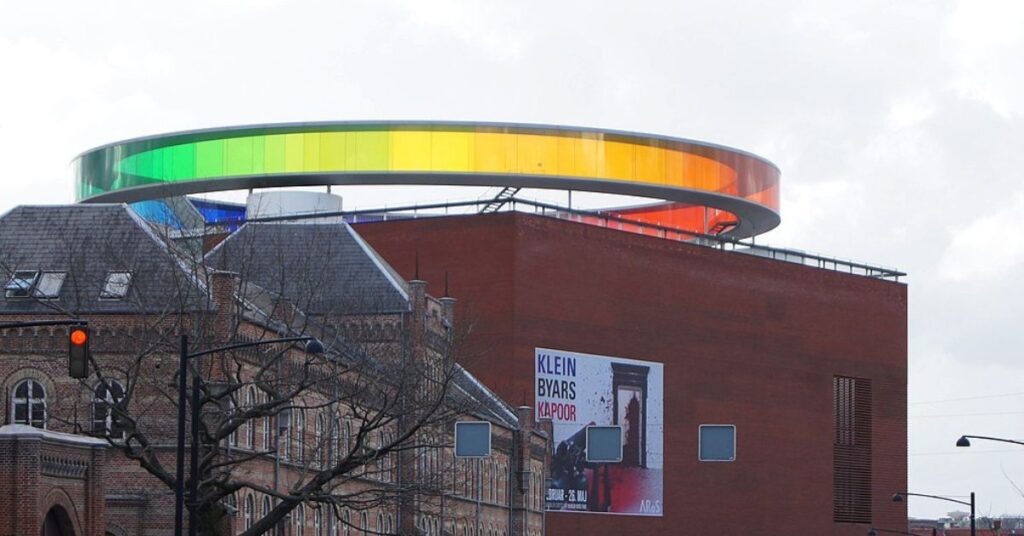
[0,207,495,536]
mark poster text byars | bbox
[535,348,664,517]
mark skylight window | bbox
[34,272,67,299]
[100,271,132,300]
[4,270,39,298]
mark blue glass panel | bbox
[130,200,185,230]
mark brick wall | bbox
[355,211,908,535]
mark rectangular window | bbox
[833,376,872,524]
[100,271,132,299]
[34,272,66,299]
[699,424,736,461]
[4,270,39,298]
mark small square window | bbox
[699,424,736,462]
[100,271,132,300]
[4,270,39,298]
[454,421,491,458]
[586,425,623,463]
[34,272,66,299]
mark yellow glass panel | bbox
[430,130,472,172]
[302,133,321,172]
[664,148,684,187]
[473,132,517,174]
[516,134,559,175]
[319,132,348,171]
[352,130,389,171]
[390,130,432,171]
[344,132,359,170]
[634,142,666,185]
[604,140,635,181]
[576,134,603,178]
[284,133,305,171]
[555,135,577,176]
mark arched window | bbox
[376,513,383,534]
[294,409,305,462]
[280,409,291,461]
[225,494,237,520]
[262,393,271,451]
[247,388,257,449]
[12,379,46,428]
[491,460,498,502]
[343,509,351,536]
[316,414,325,468]
[91,381,125,438]
[386,514,393,535]
[330,417,340,466]
[360,512,368,536]
[483,462,490,501]
[262,496,272,521]
[228,399,238,447]
[244,494,254,530]
[294,504,305,536]
[329,507,338,536]
[314,508,322,536]
[344,419,352,452]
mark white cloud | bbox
[938,193,1024,281]
[947,0,1024,117]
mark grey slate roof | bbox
[450,365,520,429]
[0,204,209,314]
[204,223,410,316]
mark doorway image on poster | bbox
[535,347,664,516]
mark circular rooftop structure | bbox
[74,122,780,238]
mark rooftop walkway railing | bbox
[210,195,906,282]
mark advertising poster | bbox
[535,347,664,516]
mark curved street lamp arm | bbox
[869,528,917,536]
[895,491,972,507]
[186,335,318,360]
[0,319,87,329]
[961,434,1024,447]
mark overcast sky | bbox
[2,0,1023,520]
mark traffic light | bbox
[68,325,90,379]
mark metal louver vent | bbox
[833,375,872,524]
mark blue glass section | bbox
[130,200,186,230]
[190,199,247,231]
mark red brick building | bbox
[355,211,908,535]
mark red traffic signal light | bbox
[69,326,90,379]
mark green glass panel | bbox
[119,151,138,177]
[195,140,225,179]
[161,146,176,181]
[250,136,266,175]
[169,144,196,181]
[225,137,255,176]
[150,146,165,181]
[132,149,154,178]
[264,135,287,174]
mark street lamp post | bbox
[174,334,324,536]
[892,491,974,536]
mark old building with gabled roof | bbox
[0,204,550,536]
